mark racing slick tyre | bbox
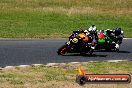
[89,49,94,55]
[57,44,70,55]
[80,52,86,56]
[105,45,111,51]
[115,48,119,52]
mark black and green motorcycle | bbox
[95,30,119,52]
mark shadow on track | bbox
[117,51,131,53]
[95,50,131,53]
[63,54,107,57]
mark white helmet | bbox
[84,30,88,33]
[84,30,90,35]
[88,25,96,32]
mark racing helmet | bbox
[88,25,97,33]
[84,30,90,35]
[106,29,111,35]
[114,27,121,36]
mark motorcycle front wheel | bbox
[57,44,71,55]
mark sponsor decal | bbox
[76,65,131,85]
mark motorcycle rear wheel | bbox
[115,48,119,52]
[89,49,94,55]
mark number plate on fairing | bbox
[67,41,70,45]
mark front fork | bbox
[87,42,95,55]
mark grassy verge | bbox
[0,61,132,88]
[0,0,131,38]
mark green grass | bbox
[0,61,132,88]
[0,0,131,38]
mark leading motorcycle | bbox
[57,30,95,55]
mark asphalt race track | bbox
[0,39,131,67]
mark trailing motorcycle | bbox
[57,31,95,55]
[95,30,121,52]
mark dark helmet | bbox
[92,25,95,27]
[114,27,121,36]
[106,29,111,35]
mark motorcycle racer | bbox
[81,25,98,51]
[104,28,123,51]
[106,27,124,44]
[88,25,97,36]
[113,27,124,44]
